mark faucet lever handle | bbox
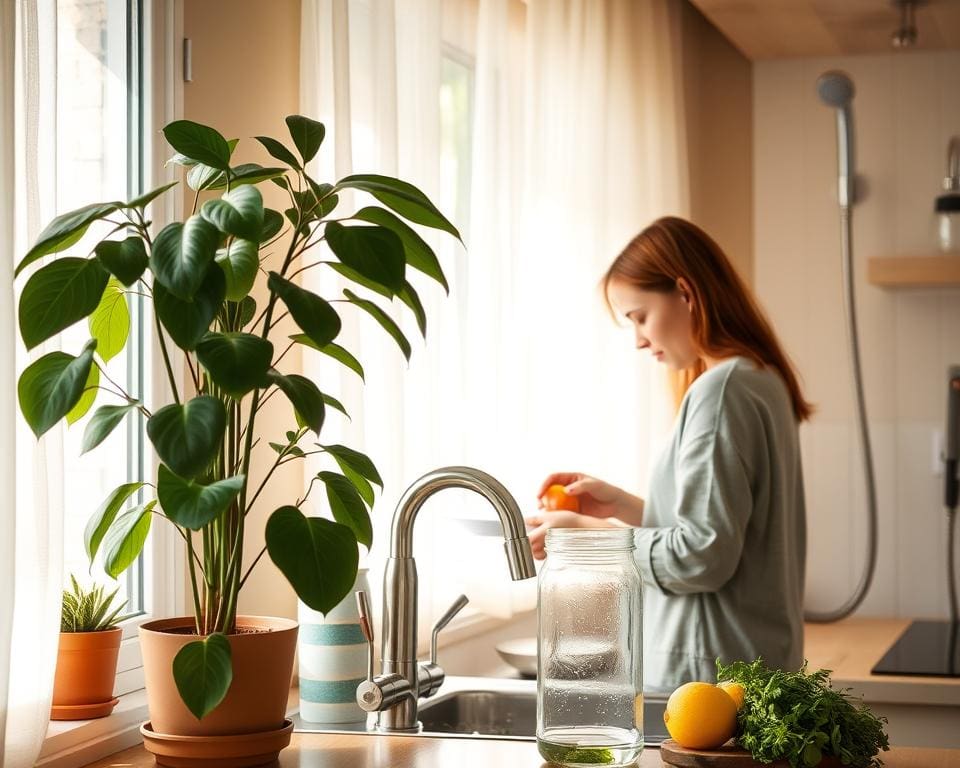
[356,589,375,682]
[430,594,469,666]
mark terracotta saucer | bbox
[50,697,119,721]
[140,719,293,768]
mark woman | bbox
[526,216,811,692]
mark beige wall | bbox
[681,1,754,283]
[754,50,960,618]
[182,0,303,621]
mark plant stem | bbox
[225,218,307,630]
[272,341,296,368]
[244,452,283,517]
[297,473,320,508]
[238,545,268,590]
[94,361,139,403]
[154,311,181,406]
[185,531,202,633]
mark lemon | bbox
[663,681,738,749]
[717,680,745,711]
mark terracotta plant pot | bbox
[139,616,298,737]
[50,627,122,720]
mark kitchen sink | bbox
[418,688,669,745]
[292,676,669,745]
[417,689,536,738]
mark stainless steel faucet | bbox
[354,466,537,732]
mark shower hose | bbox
[806,206,959,624]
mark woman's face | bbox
[607,278,699,370]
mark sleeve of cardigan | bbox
[635,386,756,596]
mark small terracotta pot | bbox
[51,627,122,713]
[139,616,298,737]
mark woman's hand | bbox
[524,510,606,560]
[536,472,645,526]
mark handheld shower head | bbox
[817,71,855,108]
[817,70,856,208]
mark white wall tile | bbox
[801,423,854,611]
[755,50,960,620]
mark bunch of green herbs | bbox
[717,658,889,768]
[60,575,127,632]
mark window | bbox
[12,0,173,703]
[55,0,147,622]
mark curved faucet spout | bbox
[390,465,536,579]
[375,466,535,732]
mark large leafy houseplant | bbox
[15,116,457,719]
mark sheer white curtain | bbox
[2,1,66,765]
[1,0,18,759]
[299,0,688,634]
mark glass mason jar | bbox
[537,528,643,768]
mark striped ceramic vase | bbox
[297,567,371,723]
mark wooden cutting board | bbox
[660,739,847,767]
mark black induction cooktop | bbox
[871,620,960,677]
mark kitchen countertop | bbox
[803,618,960,705]
[81,734,960,768]
[78,617,960,767]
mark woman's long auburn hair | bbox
[603,216,813,422]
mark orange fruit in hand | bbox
[663,681,737,749]
[541,484,580,512]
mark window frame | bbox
[39,1,184,762]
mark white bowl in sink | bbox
[495,637,538,677]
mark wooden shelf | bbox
[867,254,960,288]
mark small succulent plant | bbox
[60,575,128,632]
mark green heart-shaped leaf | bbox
[125,181,179,210]
[147,396,226,480]
[157,465,245,530]
[237,296,257,328]
[265,506,358,614]
[321,393,349,421]
[325,223,405,296]
[173,633,233,721]
[84,481,144,563]
[285,115,325,165]
[334,174,461,241]
[321,444,384,489]
[17,340,97,437]
[16,202,120,277]
[95,236,149,286]
[267,272,341,348]
[266,370,325,434]
[187,162,223,191]
[89,278,130,363]
[66,360,99,425]
[398,281,426,337]
[200,185,265,241]
[289,336,364,381]
[205,163,286,191]
[254,136,301,170]
[82,403,140,454]
[352,206,448,293]
[162,120,231,171]
[150,216,221,299]
[317,471,372,549]
[18,258,110,350]
[342,289,411,360]
[196,332,273,398]
[214,239,258,301]
[154,266,226,350]
[259,209,284,243]
[102,500,154,578]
